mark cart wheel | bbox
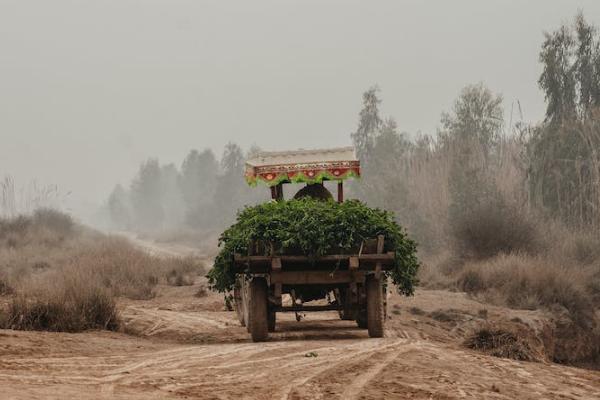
[336,288,355,321]
[366,276,385,338]
[234,283,246,327]
[356,310,367,329]
[268,311,276,332]
[248,278,269,342]
[241,280,250,332]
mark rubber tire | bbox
[268,311,276,332]
[248,278,269,342]
[234,285,246,327]
[366,276,385,338]
[356,311,368,329]
[337,288,355,321]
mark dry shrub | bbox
[74,236,161,300]
[465,324,545,362]
[450,198,541,259]
[195,284,208,298]
[0,209,74,249]
[454,253,600,365]
[32,208,74,237]
[429,309,466,324]
[457,254,595,321]
[5,268,119,332]
[165,256,204,286]
[0,270,12,295]
[6,291,119,332]
[0,210,200,332]
[553,229,600,265]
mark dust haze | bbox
[2,2,600,399]
[1,1,599,221]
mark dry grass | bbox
[0,210,199,332]
[457,254,596,323]
[422,250,600,365]
[449,199,541,259]
[165,256,205,286]
[465,323,546,362]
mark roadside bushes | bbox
[165,257,205,286]
[456,254,595,321]
[465,324,546,362]
[0,208,75,248]
[6,285,119,332]
[0,209,201,333]
[449,196,541,259]
[208,198,419,295]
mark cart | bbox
[234,147,394,341]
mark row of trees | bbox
[107,13,600,247]
[107,144,266,232]
[527,13,600,227]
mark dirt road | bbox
[1,237,599,399]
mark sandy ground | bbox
[1,237,599,399]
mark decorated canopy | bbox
[245,147,361,187]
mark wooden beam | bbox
[270,270,365,285]
[271,257,282,271]
[274,304,344,312]
[234,253,395,265]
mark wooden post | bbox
[276,183,284,201]
[270,186,277,200]
[337,181,344,203]
[375,235,384,280]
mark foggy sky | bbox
[1,1,599,219]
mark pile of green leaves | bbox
[207,198,419,295]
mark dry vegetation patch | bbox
[465,323,547,362]
[0,209,201,333]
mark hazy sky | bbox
[1,1,599,218]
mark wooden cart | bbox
[235,147,393,342]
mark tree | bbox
[539,12,600,123]
[130,159,164,231]
[180,149,219,227]
[440,83,504,155]
[351,86,382,164]
[160,163,185,229]
[107,184,131,229]
[529,13,600,228]
[439,84,505,238]
[213,142,247,225]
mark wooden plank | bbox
[234,253,395,264]
[349,256,359,270]
[274,283,282,298]
[270,270,366,285]
[271,257,282,271]
[274,304,344,312]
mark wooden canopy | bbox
[245,147,361,187]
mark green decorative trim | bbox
[246,169,360,187]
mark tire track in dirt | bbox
[3,237,600,399]
[279,339,412,400]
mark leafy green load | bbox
[207,198,419,295]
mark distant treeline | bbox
[106,143,268,233]
[108,13,600,252]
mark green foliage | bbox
[351,85,383,165]
[539,12,600,123]
[440,83,504,153]
[207,198,419,295]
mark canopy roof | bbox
[245,147,360,187]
